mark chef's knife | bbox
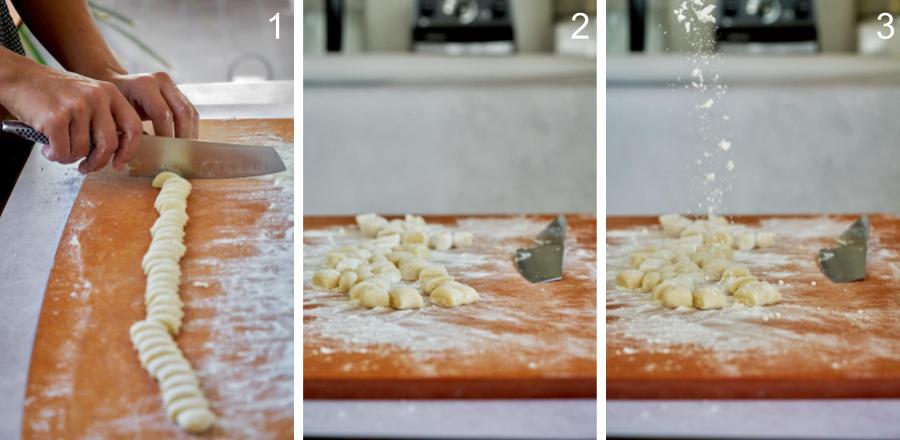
[2,120,286,179]
[514,215,566,283]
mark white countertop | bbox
[0,79,292,439]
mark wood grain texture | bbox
[304,214,597,399]
[607,214,900,399]
[22,119,293,438]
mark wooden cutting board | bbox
[304,214,597,399]
[607,214,900,399]
[21,119,293,439]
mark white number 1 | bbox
[270,12,280,40]
[878,12,894,40]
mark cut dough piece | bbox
[615,269,644,290]
[756,232,776,248]
[399,258,430,281]
[430,232,452,251]
[693,286,727,310]
[389,286,424,309]
[355,213,388,238]
[357,284,390,308]
[638,258,666,272]
[735,281,782,306]
[659,214,691,237]
[724,275,757,294]
[453,232,474,248]
[376,224,404,238]
[176,407,217,434]
[641,271,662,292]
[445,281,479,304]
[335,258,363,272]
[629,252,650,269]
[312,269,341,290]
[402,229,429,246]
[430,283,475,307]
[371,234,401,247]
[704,229,734,248]
[349,282,378,301]
[418,265,449,282]
[679,222,706,238]
[721,264,751,279]
[152,171,184,188]
[423,275,454,294]
[661,285,693,308]
[394,243,431,260]
[735,232,756,251]
[338,271,359,293]
[702,258,731,281]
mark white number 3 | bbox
[270,12,280,40]
[571,13,589,40]
[878,12,894,40]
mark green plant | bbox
[17,1,171,68]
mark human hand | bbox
[104,72,198,139]
[0,60,142,173]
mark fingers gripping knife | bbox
[1,120,286,179]
[514,215,566,283]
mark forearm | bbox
[0,46,39,101]
[11,0,126,80]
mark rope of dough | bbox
[129,171,216,433]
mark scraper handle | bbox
[2,120,97,150]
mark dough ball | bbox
[702,258,731,281]
[312,269,341,290]
[615,269,644,290]
[430,232,453,251]
[399,258,430,281]
[418,265,449,282]
[735,232,756,251]
[756,232,776,248]
[661,285,693,308]
[338,271,359,293]
[431,284,466,307]
[659,214,691,237]
[734,281,782,306]
[724,275,757,294]
[423,275,455,294]
[721,264,750,279]
[641,271,662,292]
[402,229,429,246]
[453,232,474,248]
[692,286,727,310]
[389,286,424,309]
[355,213,389,238]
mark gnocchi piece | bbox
[371,234,401,247]
[756,232,776,248]
[446,281,479,304]
[404,214,426,227]
[402,229,429,246]
[355,213,388,237]
[312,269,341,290]
[355,264,375,281]
[629,252,651,269]
[673,260,701,274]
[721,264,751,279]
[679,222,706,238]
[335,258,363,272]
[338,271,359,293]
[423,275,455,294]
[376,224,404,238]
[399,258,431,281]
[453,232,474,248]
[418,265,449,282]
[615,269,644,290]
[366,275,394,291]
[702,258,732,281]
[707,215,729,226]
[638,258,666,272]
[430,232,453,251]
[358,284,390,308]
[658,264,679,280]
[735,232,756,251]
[692,286,727,310]
[659,214,692,237]
[734,281,782,306]
[724,275,757,294]
[661,285,693,308]
[704,229,734,248]
[431,282,478,307]
[641,271,662,292]
[389,286,424,309]
[394,243,431,260]
[387,251,415,266]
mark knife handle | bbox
[2,120,96,150]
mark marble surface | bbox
[0,80,292,439]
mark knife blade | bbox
[818,215,869,283]
[514,215,566,283]
[2,120,286,179]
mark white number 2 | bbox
[571,13,589,40]
[878,12,894,40]
[270,12,280,40]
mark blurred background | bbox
[608,0,900,215]
[303,0,597,215]
[13,0,294,83]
